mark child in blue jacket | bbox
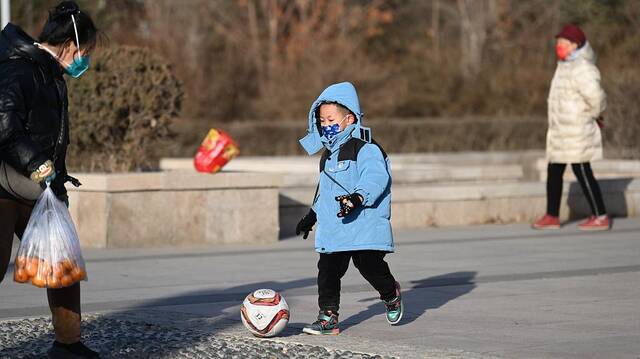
[296,82,403,334]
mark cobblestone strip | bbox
[0,315,396,359]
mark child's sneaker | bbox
[383,282,403,325]
[303,310,340,335]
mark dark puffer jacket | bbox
[0,23,71,200]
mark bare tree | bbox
[430,0,440,60]
[456,0,498,79]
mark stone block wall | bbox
[67,172,282,248]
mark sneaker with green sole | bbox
[383,281,403,325]
[302,310,340,335]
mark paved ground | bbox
[1,219,639,358]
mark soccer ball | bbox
[240,289,290,337]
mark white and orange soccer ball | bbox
[240,289,290,337]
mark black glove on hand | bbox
[296,209,317,239]
[336,193,363,218]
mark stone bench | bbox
[67,172,282,248]
[160,153,640,237]
[278,178,640,236]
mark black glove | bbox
[296,209,317,239]
[336,193,363,218]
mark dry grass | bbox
[164,117,547,157]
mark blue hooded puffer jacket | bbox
[299,82,393,253]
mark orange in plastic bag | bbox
[194,129,240,173]
[13,185,88,289]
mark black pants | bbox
[546,162,607,217]
[317,250,397,313]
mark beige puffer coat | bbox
[547,42,606,163]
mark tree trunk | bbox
[457,0,496,79]
[431,0,440,61]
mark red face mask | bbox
[556,43,571,60]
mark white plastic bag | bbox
[13,185,87,288]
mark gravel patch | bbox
[0,315,395,359]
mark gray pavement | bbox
[1,219,640,358]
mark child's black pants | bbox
[546,162,607,217]
[317,250,397,314]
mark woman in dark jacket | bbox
[0,2,99,358]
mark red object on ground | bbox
[578,216,610,231]
[194,129,240,173]
[532,214,561,229]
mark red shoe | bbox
[532,214,561,229]
[578,215,610,231]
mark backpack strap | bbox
[319,148,330,172]
[337,138,388,162]
[312,149,331,205]
[359,127,371,143]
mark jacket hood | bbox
[566,41,596,64]
[0,23,61,75]
[577,42,596,64]
[299,82,372,155]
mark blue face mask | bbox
[321,115,348,140]
[65,55,90,78]
[321,123,341,140]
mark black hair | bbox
[332,103,354,118]
[38,1,98,55]
[315,102,358,129]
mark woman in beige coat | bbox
[533,24,609,230]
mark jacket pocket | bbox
[325,159,351,174]
[324,160,354,193]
